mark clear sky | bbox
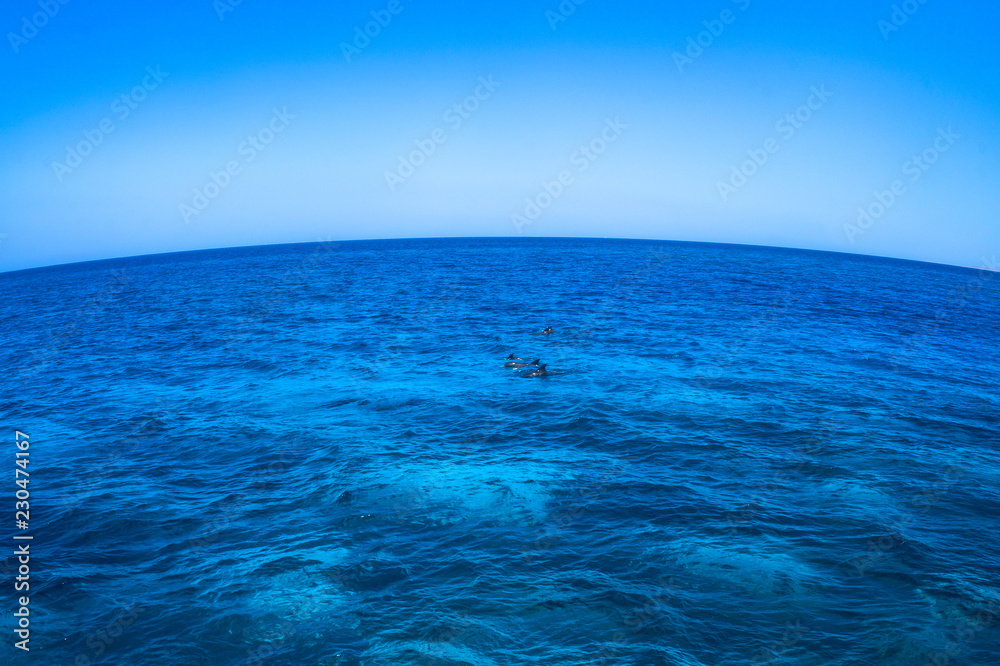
[1,0,998,272]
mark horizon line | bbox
[1,235,996,277]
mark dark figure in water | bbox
[504,358,539,368]
[541,326,555,335]
[506,353,523,361]
[521,364,550,377]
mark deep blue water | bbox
[2,237,999,665]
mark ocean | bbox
[1,237,998,665]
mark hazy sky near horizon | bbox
[1,0,998,272]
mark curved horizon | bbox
[2,235,997,277]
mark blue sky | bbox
[1,0,998,272]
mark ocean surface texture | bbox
[2,238,998,666]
